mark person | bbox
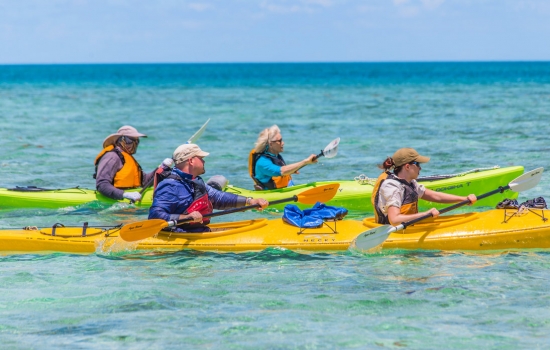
[149,143,269,232]
[372,148,477,225]
[249,125,318,190]
[94,125,170,202]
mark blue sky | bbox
[1,0,549,64]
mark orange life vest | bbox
[94,145,142,189]
[372,172,419,224]
[248,149,292,190]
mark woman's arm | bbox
[280,154,318,175]
[422,189,477,204]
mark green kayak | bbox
[0,166,523,211]
[224,166,524,212]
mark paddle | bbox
[313,137,340,161]
[352,167,544,251]
[120,183,340,242]
[294,137,340,174]
[136,119,211,199]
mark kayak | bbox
[0,166,523,210]
[362,208,550,251]
[225,166,525,211]
[0,218,368,254]
[1,207,550,255]
[0,187,126,209]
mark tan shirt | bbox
[377,178,426,216]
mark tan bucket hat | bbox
[392,148,430,167]
[103,126,147,148]
[173,144,210,165]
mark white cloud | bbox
[302,0,334,7]
[397,5,420,17]
[421,0,445,10]
[392,0,445,16]
[188,3,214,12]
[357,5,379,13]
[259,0,333,14]
[261,3,306,13]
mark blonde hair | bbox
[254,125,281,153]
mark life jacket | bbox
[166,174,214,226]
[248,149,292,190]
[153,166,173,191]
[94,145,142,189]
[371,172,419,224]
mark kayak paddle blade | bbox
[509,167,544,192]
[187,118,210,144]
[296,183,340,204]
[322,137,340,159]
[120,219,169,242]
[352,225,395,251]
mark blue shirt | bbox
[254,153,295,186]
[149,168,244,222]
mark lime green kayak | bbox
[0,166,523,211]
[0,187,142,209]
[224,166,525,212]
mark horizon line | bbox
[1,60,550,66]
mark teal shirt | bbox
[254,153,295,187]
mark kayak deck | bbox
[0,218,369,254]
[362,208,550,251]
[3,208,550,255]
[225,166,525,211]
[0,166,524,211]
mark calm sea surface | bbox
[1,62,550,348]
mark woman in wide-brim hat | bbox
[93,125,155,202]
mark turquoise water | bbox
[1,62,550,348]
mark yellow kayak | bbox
[0,218,368,254]
[2,208,550,255]
[363,208,550,250]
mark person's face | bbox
[269,133,284,153]
[406,161,422,178]
[190,156,206,176]
[121,136,140,154]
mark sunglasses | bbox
[409,161,421,168]
[122,136,140,145]
[270,138,283,144]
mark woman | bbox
[371,148,477,225]
[249,125,317,190]
[94,125,156,202]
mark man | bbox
[94,125,168,202]
[149,143,269,232]
[372,148,477,225]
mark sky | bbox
[0,0,549,64]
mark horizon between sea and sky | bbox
[0,0,549,65]
[2,2,550,348]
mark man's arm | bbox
[207,185,247,210]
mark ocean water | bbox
[1,62,550,348]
